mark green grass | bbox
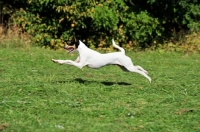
[0,47,200,132]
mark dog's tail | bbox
[112,39,125,54]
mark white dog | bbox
[52,39,151,83]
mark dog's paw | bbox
[52,59,65,64]
[52,59,61,64]
[52,59,57,63]
[149,78,152,83]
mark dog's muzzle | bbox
[64,44,76,54]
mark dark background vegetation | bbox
[0,0,200,50]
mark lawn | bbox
[0,47,200,132]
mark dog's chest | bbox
[85,60,105,68]
[87,64,96,68]
[86,60,103,68]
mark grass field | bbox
[0,47,200,132]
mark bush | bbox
[1,0,200,51]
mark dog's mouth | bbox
[64,45,76,53]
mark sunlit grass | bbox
[0,46,200,131]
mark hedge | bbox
[1,0,200,50]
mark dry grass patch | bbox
[0,25,32,48]
[155,32,200,53]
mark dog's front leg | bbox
[74,56,80,63]
[52,59,70,64]
[63,60,84,69]
[52,59,84,69]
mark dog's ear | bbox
[73,36,78,42]
[68,36,79,48]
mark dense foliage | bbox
[1,0,200,50]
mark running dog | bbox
[52,39,151,83]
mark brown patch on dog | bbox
[64,44,76,53]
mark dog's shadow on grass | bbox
[56,78,131,86]
[76,78,131,86]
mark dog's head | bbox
[64,37,79,54]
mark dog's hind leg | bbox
[117,65,129,72]
[118,57,151,83]
[135,65,148,74]
[127,67,151,83]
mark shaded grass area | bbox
[0,47,200,131]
